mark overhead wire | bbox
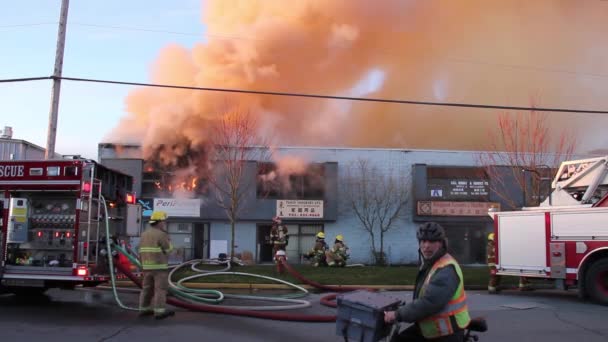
[1,75,608,114]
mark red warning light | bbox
[125,193,136,204]
[37,231,43,238]
[82,182,91,192]
[55,232,60,238]
[66,232,71,238]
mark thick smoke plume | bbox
[108,0,608,165]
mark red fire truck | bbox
[0,158,137,295]
[490,156,608,305]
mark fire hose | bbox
[100,195,337,321]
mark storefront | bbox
[413,164,499,264]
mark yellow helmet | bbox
[488,233,495,241]
[316,232,325,239]
[150,211,168,223]
[336,234,344,242]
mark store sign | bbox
[417,201,500,217]
[153,198,201,217]
[276,200,323,218]
[138,198,154,217]
[427,179,489,200]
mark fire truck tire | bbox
[585,259,608,306]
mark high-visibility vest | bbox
[418,254,471,339]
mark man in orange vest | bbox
[384,222,470,341]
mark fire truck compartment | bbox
[498,212,547,275]
[550,208,608,240]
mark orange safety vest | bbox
[418,254,471,338]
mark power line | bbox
[0,22,57,29]
[0,76,51,83]
[69,22,202,37]
[2,75,608,114]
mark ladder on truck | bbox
[541,156,608,207]
[79,166,104,269]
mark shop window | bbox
[257,162,325,199]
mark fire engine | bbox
[490,156,608,305]
[0,158,139,296]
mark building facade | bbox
[98,144,577,265]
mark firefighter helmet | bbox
[488,233,495,241]
[316,232,325,239]
[416,222,446,242]
[336,234,344,242]
[149,211,168,224]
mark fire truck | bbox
[490,156,608,305]
[0,158,139,296]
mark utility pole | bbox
[45,0,70,159]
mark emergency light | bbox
[125,193,136,204]
[82,181,91,192]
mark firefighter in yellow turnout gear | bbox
[326,234,349,267]
[487,233,532,293]
[270,216,289,263]
[138,211,175,320]
[305,232,328,267]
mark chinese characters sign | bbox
[276,200,324,219]
[417,201,500,217]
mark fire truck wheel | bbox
[585,259,608,306]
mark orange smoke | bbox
[107,0,608,160]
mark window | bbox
[29,168,43,176]
[46,166,60,176]
[64,166,78,176]
[257,162,325,199]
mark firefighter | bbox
[305,232,328,267]
[326,234,349,267]
[138,211,175,320]
[487,233,532,294]
[270,216,289,263]
[487,233,499,294]
[384,222,471,341]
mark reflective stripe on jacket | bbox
[487,240,496,266]
[139,226,173,270]
[418,253,471,338]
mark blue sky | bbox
[0,0,204,159]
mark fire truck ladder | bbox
[80,172,103,269]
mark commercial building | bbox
[99,142,577,266]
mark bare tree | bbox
[478,107,576,208]
[208,109,271,261]
[341,158,409,265]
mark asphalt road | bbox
[1,287,607,342]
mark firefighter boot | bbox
[138,309,154,317]
[155,310,175,320]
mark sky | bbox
[0,0,203,159]
[2,0,608,162]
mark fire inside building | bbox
[97,142,577,266]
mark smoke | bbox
[107,0,608,161]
